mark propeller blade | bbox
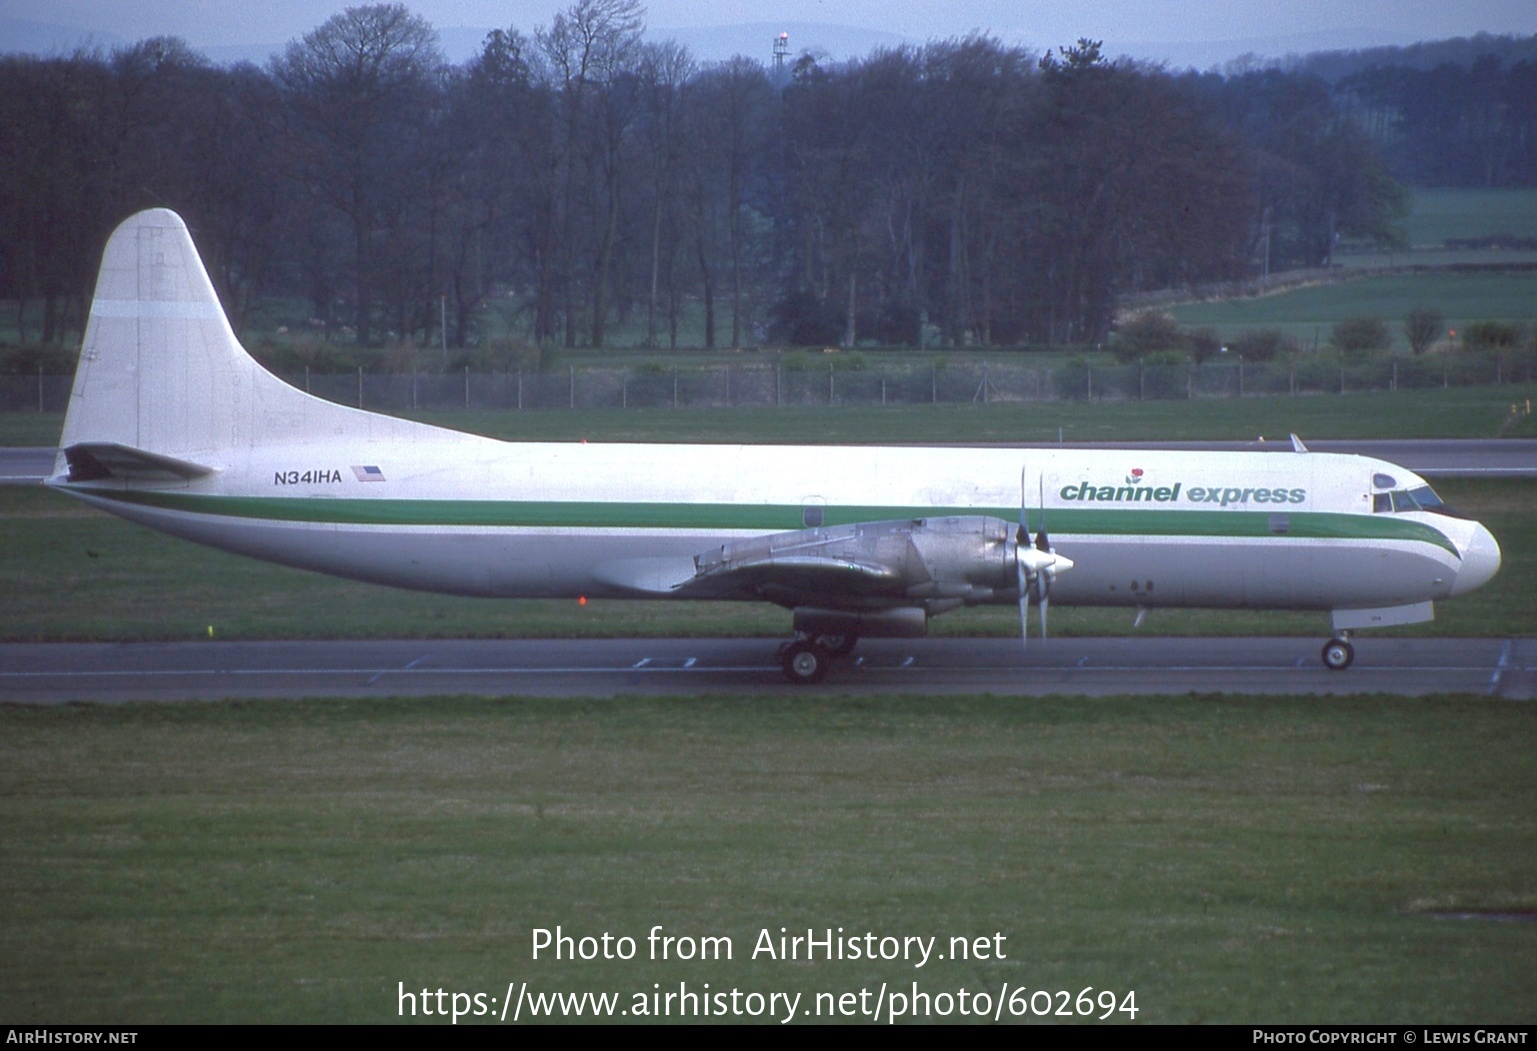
[1016,558,1029,652]
[1039,591,1049,639]
[1036,475,1050,552]
[1019,466,1031,545]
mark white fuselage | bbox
[59,438,1501,618]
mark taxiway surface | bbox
[2,636,1531,702]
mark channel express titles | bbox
[1060,471,1306,507]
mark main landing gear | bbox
[778,634,859,685]
[1321,634,1355,671]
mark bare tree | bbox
[537,0,645,347]
[270,3,444,344]
[1405,307,1444,355]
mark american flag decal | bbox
[351,465,386,482]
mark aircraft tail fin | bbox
[56,209,438,476]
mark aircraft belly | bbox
[1051,535,1453,611]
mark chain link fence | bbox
[6,352,1535,415]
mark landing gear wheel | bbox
[816,633,858,657]
[781,640,829,685]
[1322,638,1355,671]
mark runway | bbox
[2,636,1531,702]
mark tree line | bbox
[1,1,1420,355]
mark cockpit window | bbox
[1372,482,1466,517]
[1372,473,1397,489]
[1408,485,1444,511]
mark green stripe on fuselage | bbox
[82,489,1461,558]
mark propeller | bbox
[1015,467,1075,651]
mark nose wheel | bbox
[1322,636,1354,671]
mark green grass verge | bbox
[1403,188,1537,246]
[4,479,1531,642]
[7,383,1537,448]
[1,694,1532,1023]
[1168,271,1537,349]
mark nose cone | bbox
[1451,523,1501,597]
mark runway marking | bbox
[366,652,434,686]
[1489,640,1512,696]
[632,657,651,668]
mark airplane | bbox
[47,209,1502,684]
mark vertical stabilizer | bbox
[57,209,440,472]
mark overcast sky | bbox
[5,0,1536,67]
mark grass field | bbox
[1167,270,1537,349]
[1401,188,1537,246]
[2,694,1532,1023]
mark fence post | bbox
[412,368,418,410]
[518,368,523,410]
[1392,359,1398,391]
[569,365,575,408]
[776,364,781,407]
[931,364,937,404]
[1290,361,1296,396]
[1340,363,1345,395]
[37,365,43,412]
[358,366,363,408]
[464,365,470,409]
[1139,363,1144,401]
[622,369,628,409]
[1086,364,1092,401]
[673,368,678,408]
[1238,359,1244,398]
[881,378,886,406]
[829,364,834,404]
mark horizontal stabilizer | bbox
[63,442,217,484]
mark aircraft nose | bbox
[1451,523,1501,597]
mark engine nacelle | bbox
[694,515,1019,613]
